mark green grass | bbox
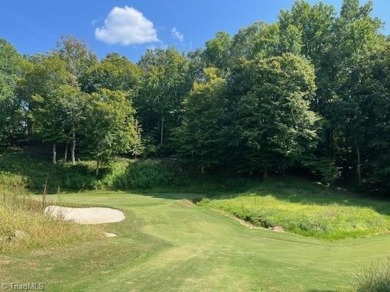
[0,190,389,291]
[353,258,390,292]
[1,151,390,290]
[199,178,390,240]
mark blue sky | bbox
[0,0,389,62]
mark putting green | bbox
[1,191,389,291]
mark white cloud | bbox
[95,6,159,45]
[171,27,184,42]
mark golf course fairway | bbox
[1,191,389,291]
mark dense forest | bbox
[0,0,389,194]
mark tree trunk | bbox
[357,145,362,186]
[160,116,164,145]
[64,143,68,163]
[27,117,33,137]
[327,130,334,159]
[96,160,100,176]
[52,143,57,165]
[71,122,76,165]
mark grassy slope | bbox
[1,191,389,291]
[199,178,390,240]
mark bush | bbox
[0,151,99,192]
[301,156,340,185]
[0,151,193,191]
[116,159,186,189]
[354,259,390,292]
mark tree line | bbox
[0,0,389,192]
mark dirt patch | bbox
[45,206,125,225]
[212,209,285,233]
[179,199,197,208]
[211,208,266,230]
[271,226,285,233]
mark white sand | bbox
[45,205,125,225]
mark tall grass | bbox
[354,259,390,292]
[0,183,104,253]
[199,178,390,240]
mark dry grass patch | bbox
[0,190,105,253]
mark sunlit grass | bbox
[0,189,389,291]
[199,179,390,240]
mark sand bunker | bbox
[45,206,125,225]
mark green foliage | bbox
[300,155,340,184]
[114,159,185,189]
[83,89,141,171]
[355,44,390,193]
[230,22,279,62]
[56,36,97,85]
[34,84,85,145]
[0,151,98,192]
[353,259,390,292]
[174,68,229,172]
[136,47,193,150]
[0,39,24,145]
[81,52,141,94]
[1,0,390,193]
[235,53,319,175]
[26,54,70,159]
[0,151,189,192]
[203,31,232,70]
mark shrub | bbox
[301,156,340,185]
[353,259,390,292]
[117,159,185,189]
[0,151,99,192]
[95,160,128,189]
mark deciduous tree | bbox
[83,89,141,175]
[235,54,319,177]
